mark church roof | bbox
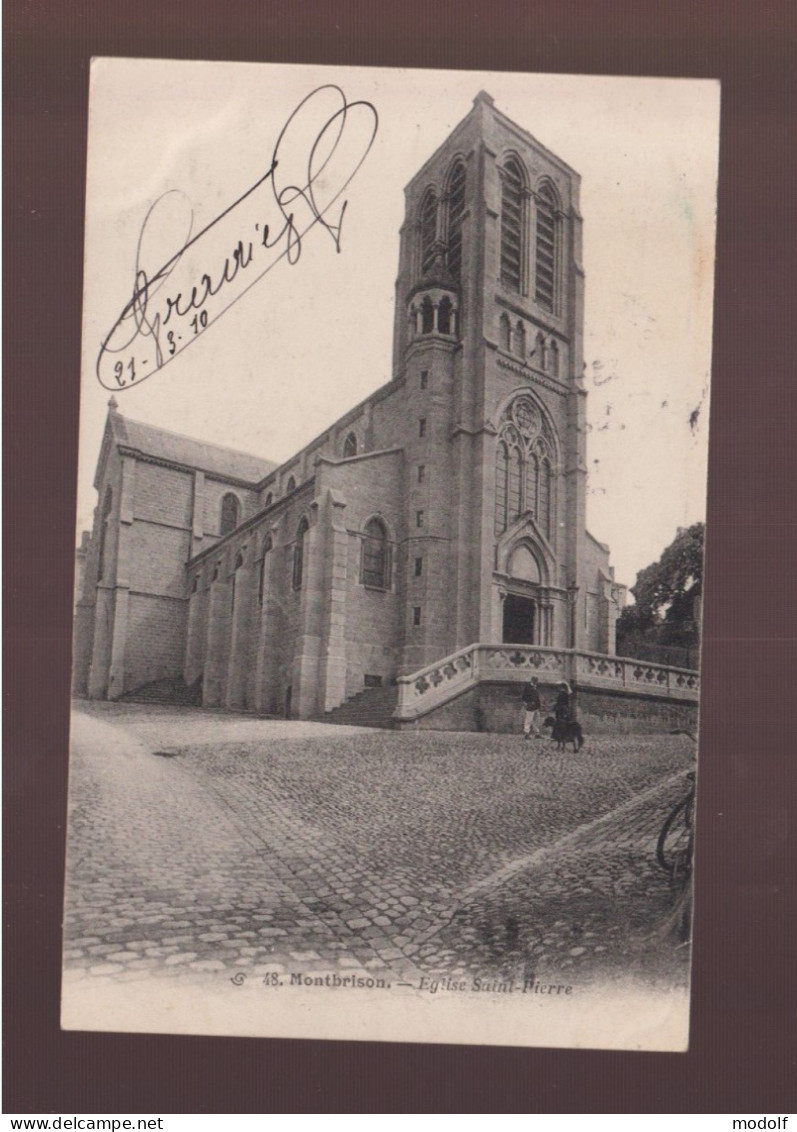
[586,530,610,553]
[109,411,277,484]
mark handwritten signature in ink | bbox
[96,84,379,390]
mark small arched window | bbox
[361,518,390,590]
[420,296,434,334]
[234,551,244,571]
[220,493,240,536]
[420,189,438,275]
[514,320,526,357]
[535,182,558,312]
[97,486,113,581]
[446,160,466,280]
[549,340,560,376]
[258,536,271,606]
[285,475,296,494]
[438,296,453,336]
[292,518,308,590]
[500,157,525,291]
[343,432,357,458]
[499,312,511,351]
[535,331,545,366]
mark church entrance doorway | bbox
[503,594,535,645]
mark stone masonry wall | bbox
[399,680,698,735]
[125,593,189,691]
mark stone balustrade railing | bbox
[394,643,699,721]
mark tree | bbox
[617,523,704,662]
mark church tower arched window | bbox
[361,517,390,590]
[420,189,438,275]
[292,518,308,590]
[535,182,559,312]
[549,339,560,376]
[438,296,454,335]
[535,330,545,367]
[500,157,526,292]
[220,493,240,536]
[494,397,557,541]
[446,160,466,281]
[343,432,357,458]
[499,312,511,351]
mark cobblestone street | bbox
[63,702,694,996]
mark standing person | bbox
[521,677,542,739]
[554,681,572,743]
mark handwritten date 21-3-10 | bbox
[96,85,378,390]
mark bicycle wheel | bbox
[656,794,694,883]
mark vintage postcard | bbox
[63,59,719,1049]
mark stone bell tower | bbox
[392,92,592,659]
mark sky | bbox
[78,60,719,589]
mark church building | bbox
[73,92,627,720]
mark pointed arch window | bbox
[494,403,557,540]
[292,518,308,590]
[535,330,545,367]
[513,320,526,357]
[420,189,438,275]
[535,183,558,312]
[361,517,391,590]
[500,157,525,292]
[97,486,113,581]
[220,493,240,536]
[285,475,296,494]
[446,160,466,280]
[343,432,357,458]
[499,312,511,351]
[549,339,560,376]
[420,296,435,334]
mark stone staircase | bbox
[118,675,203,707]
[322,684,399,729]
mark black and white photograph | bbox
[63,59,719,1050]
